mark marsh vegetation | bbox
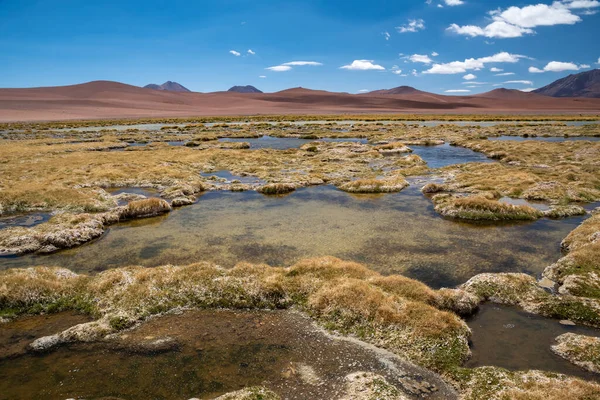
[1,116,600,399]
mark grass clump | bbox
[257,183,296,195]
[338,177,408,193]
[552,333,600,374]
[119,198,171,220]
[454,366,600,400]
[432,194,543,221]
[544,213,600,298]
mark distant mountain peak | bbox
[228,85,263,93]
[533,69,600,98]
[367,86,421,95]
[144,81,191,93]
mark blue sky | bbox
[0,0,598,94]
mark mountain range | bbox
[533,69,600,98]
[1,79,599,122]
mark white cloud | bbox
[490,67,503,72]
[444,0,465,5]
[247,49,255,55]
[382,31,391,40]
[461,81,488,85]
[340,60,385,70]
[504,80,534,85]
[597,57,600,65]
[520,88,538,92]
[259,75,266,78]
[447,22,533,38]
[445,89,471,93]
[397,19,425,33]
[391,65,403,75]
[423,52,525,74]
[281,61,323,66]
[266,65,292,72]
[264,61,323,72]
[581,64,591,68]
[358,89,370,93]
[496,72,515,76]
[463,73,477,80]
[446,1,599,39]
[409,54,433,64]
[563,0,600,9]
[492,4,580,28]
[529,61,586,73]
[431,52,439,57]
[411,69,418,77]
[229,50,241,56]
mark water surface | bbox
[410,143,492,169]
[1,185,584,288]
[467,304,600,380]
[0,212,51,229]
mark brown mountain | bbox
[533,69,600,98]
[1,80,599,122]
[144,81,191,93]
[475,88,542,99]
[228,85,262,93]
[367,86,423,95]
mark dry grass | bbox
[119,198,171,220]
[432,194,543,221]
[257,183,296,195]
[338,177,409,193]
[443,139,600,203]
[0,256,471,372]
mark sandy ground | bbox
[0,81,599,122]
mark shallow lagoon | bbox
[1,185,584,288]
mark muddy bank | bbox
[0,310,456,400]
